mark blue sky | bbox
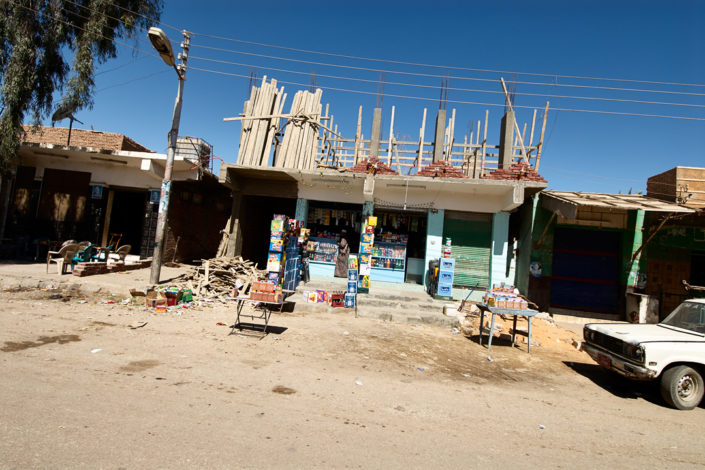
[53,0,705,193]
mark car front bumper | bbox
[582,343,657,380]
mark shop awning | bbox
[542,190,695,219]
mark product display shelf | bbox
[370,240,406,283]
[308,236,338,278]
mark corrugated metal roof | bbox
[542,190,695,220]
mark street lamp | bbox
[148,27,190,286]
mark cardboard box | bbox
[368,216,377,226]
[344,293,356,307]
[271,219,285,231]
[347,281,358,293]
[439,271,454,283]
[347,269,358,281]
[252,281,276,293]
[269,238,283,252]
[347,255,358,270]
[362,233,374,244]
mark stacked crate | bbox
[346,255,358,308]
[437,258,455,298]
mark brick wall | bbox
[22,125,153,152]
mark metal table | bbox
[477,304,539,353]
[230,296,284,338]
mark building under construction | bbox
[218,76,548,296]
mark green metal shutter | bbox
[443,213,492,289]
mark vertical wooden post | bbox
[387,105,395,166]
[535,101,550,172]
[418,108,427,172]
[480,109,488,177]
[354,105,362,165]
[528,108,537,151]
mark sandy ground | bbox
[1,267,705,468]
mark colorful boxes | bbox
[437,283,452,297]
[344,293,356,308]
[347,281,358,293]
[347,254,358,270]
[347,269,358,281]
[269,237,283,252]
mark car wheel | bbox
[660,365,705,410]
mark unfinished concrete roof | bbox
[22,125,153,153]
[543,190,695,219]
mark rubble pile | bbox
[173,256,266,301]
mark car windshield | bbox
[661,302,705,334]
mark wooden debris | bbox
[172,256,266,300]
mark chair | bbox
[72,244,96,269]
[47,243,79,274]
[109,244,132,264]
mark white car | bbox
[582,298,705,410]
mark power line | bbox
[64,1,705,97]
[83,0,705,95]
[187,66,705,122]
[96,69,171,92]
[189,44,705,98]
[189,32,705,89]
[189,54,705,109]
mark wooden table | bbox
[477,304,539,353]
[230,296,284,338]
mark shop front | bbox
[305,200,363,278]
[369,208,426,284]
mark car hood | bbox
[587,323,705,345]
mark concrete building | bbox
[526,190,695,320]
[218,77,549,300]
[0,126,230,262]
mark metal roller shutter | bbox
[550,227,620,313]
[443,212,492,289]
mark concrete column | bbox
[424,208,445,286]
[625,209,645,288]
[490,211,510,288]
[432,109,446,163]
[362,201,374,218]
[368,108,383,157]
[515,195,539,294]
[498,110,515,169]
[295,198,309,224]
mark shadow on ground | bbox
[564,361,664,406]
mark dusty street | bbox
[1,282,704,469]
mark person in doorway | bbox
[334,229,350,278]
[299,232,310,283]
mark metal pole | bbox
[150,31,190,286]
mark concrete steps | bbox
[288,278,459,328]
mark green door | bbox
[443,212,492,289]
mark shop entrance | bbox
[443,211,492,290]
[240,195,297,270]
[107,189,148,253]
[306,201,362,278]
[372,208,427,284]
[550,226,620,313]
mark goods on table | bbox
[483,284,529,309]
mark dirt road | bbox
[1,285,704,469]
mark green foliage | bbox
[0,0,163,171]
